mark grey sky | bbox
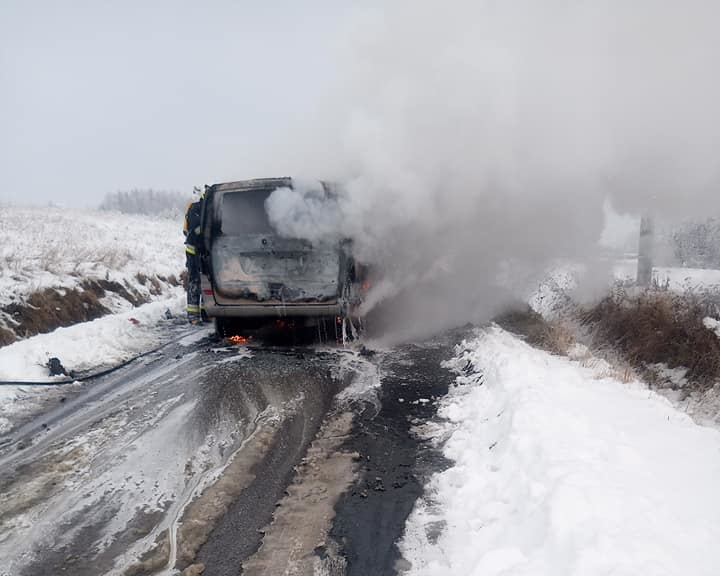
[1,1,348,207]
[3,0,719,221]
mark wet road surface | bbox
[327,336,457,576]
[0,326,465,576]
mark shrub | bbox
[495,305,575,356]
[580,286,720,389]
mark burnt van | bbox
[199,178,364,337]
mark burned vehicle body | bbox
[199,178,362,332]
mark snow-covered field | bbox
[614,258,720,291]
[402,327,720,575]
[0,204,185,329]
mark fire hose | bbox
[0,328,201,387]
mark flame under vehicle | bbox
[199,178,365,338]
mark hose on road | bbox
[0,327,206,387]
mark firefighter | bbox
[183,187,204,324]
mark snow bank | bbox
[0,291,184,384]
[402,327,720,576]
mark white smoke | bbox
[265,183,343,243]
[263,0,720,339]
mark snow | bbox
[647,363,691,389]
[0,292,185,433]
[525,261,720,324]
[334,348,383,405]
[653,266,720,291]
[0,204,184,310]
[0,291,185,383]
[216,347,254,363]
[0,203,188,427]
[703,317,720,339]
[402,326,720,576]
[614,259,720,291]
[526,264,579,318]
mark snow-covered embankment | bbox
[402,327,720,576]
[0,204,185,344]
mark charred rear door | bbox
[208,185,341,305]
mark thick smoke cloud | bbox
[265,0,720,340]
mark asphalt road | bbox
[0,325,462,576]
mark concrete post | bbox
[637,215,654,287]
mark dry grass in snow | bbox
[0,204,185,343]
[580,286,720,391]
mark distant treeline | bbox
[99,189,191,218]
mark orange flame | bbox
[228,335,252,344]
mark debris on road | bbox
[46,357,68,377]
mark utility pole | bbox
[637,214,654,287]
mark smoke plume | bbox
[264,0,720,340]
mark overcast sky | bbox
[0,1,349,207]
[3,0,718,220]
